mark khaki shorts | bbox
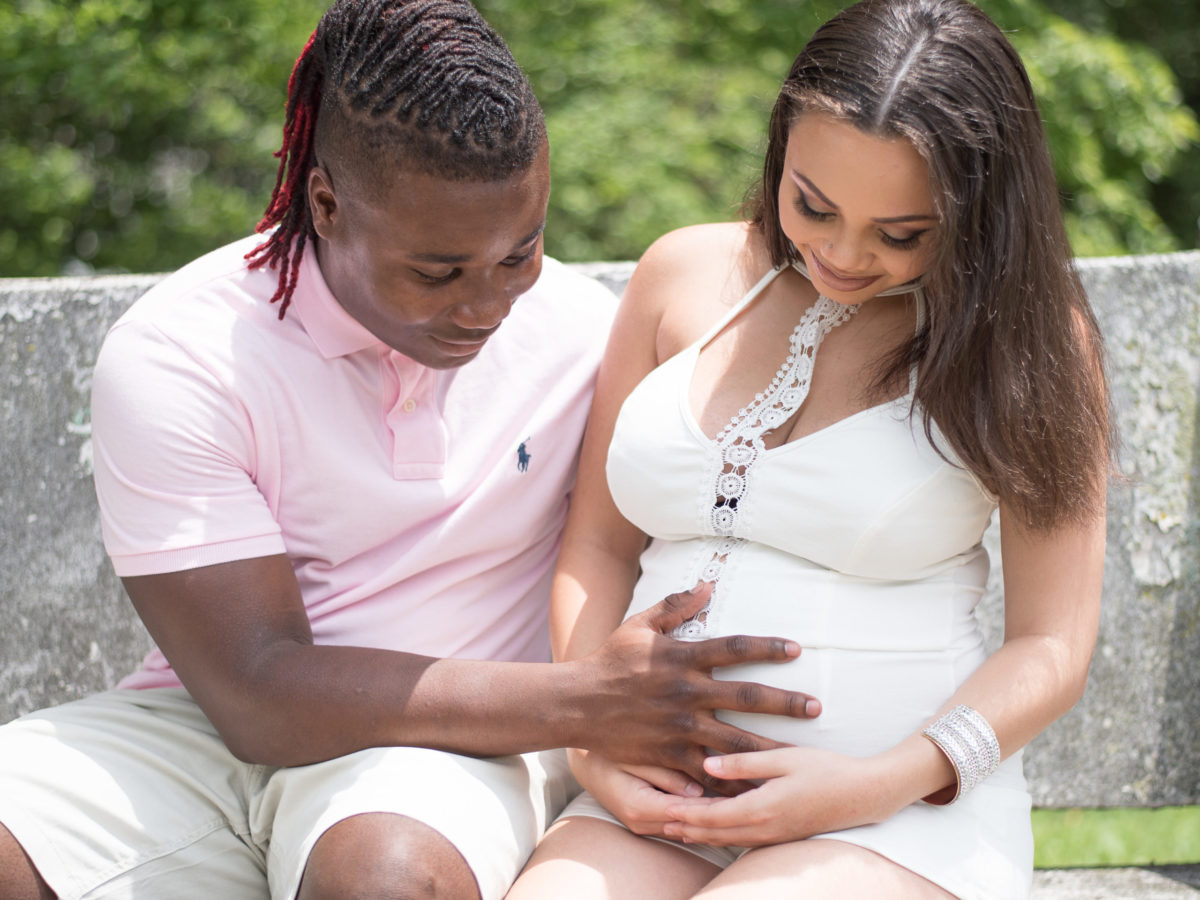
[0,688,576,900]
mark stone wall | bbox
[2,252,1198,808]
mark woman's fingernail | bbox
[685,782,703,796]
[806,699,821,716]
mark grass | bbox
[1033,806,1200,868]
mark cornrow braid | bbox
[245,0,544,319]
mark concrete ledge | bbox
[1034,866,1200,898]
[2,254,1200,817]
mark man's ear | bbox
[308,165,339,239]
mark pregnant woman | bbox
[507,0,1111,897]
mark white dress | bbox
[561,265,1033,900]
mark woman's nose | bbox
[821,227,871,273]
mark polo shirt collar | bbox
[290,243,383,359]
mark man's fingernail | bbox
[805,699,821,716]
[785,640,801,655]
[685,782,703,796]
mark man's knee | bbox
[0,823,56,900]
[298,813,481,900]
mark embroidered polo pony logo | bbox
[516,437,532,473]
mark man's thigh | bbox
[0,688,267,900]
[258,745,577,900]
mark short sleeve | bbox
[91,319,286,577]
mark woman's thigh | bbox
[506,816,721,900]
[695,838,956,899]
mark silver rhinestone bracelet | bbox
[922,704,1001,803]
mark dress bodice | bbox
[606,265,996,584]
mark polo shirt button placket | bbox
[382,350,446,480]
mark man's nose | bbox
[448,279,514,331]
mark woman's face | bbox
[779,111,939,305]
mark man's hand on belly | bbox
[564,583,822,795]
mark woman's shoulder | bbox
[630,222,773,319]
[637,221,769,281]
[616,222,778,363]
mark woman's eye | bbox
[880,230,927,251]
[794,193,834,222]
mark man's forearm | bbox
[206,643,590,767]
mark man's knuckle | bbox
[669,676,699,703]
[727,731,756,754]
[724,634,751,657]
[670,710,699,734]
[663,742,692,768]
[735,682,763,709]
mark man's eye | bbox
[502,246,537,267]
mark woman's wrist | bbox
[872,732,960,814]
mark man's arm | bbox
[123,555,811,773]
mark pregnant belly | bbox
[626,537,990,755]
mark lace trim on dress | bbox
[674,293,858,639]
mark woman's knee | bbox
[297,813,480,900]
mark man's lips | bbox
[429,331,495,356]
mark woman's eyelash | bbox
[795,193,927,251]
[795,194,834,222]
[880,231,926,250]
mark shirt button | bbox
[401,398,417,413]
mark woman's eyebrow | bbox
[789,169,936,224]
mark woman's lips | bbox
[811,253,881,292]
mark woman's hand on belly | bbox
[569,749,706,837]
[661,746,898,847]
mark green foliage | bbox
[1,0,1196,275]
[0,0,325,277]
[480,0,845,262]
[983,0,1199,255]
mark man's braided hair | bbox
[245,0,545,318]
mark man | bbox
[0,3,814,898]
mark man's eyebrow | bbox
[408,224,546,265]
[511,223,547,250]
[789,170,936,224]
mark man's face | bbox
[309,142,551,368]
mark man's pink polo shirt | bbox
[91,236,616,690]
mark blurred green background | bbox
[1,0,1197,277]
